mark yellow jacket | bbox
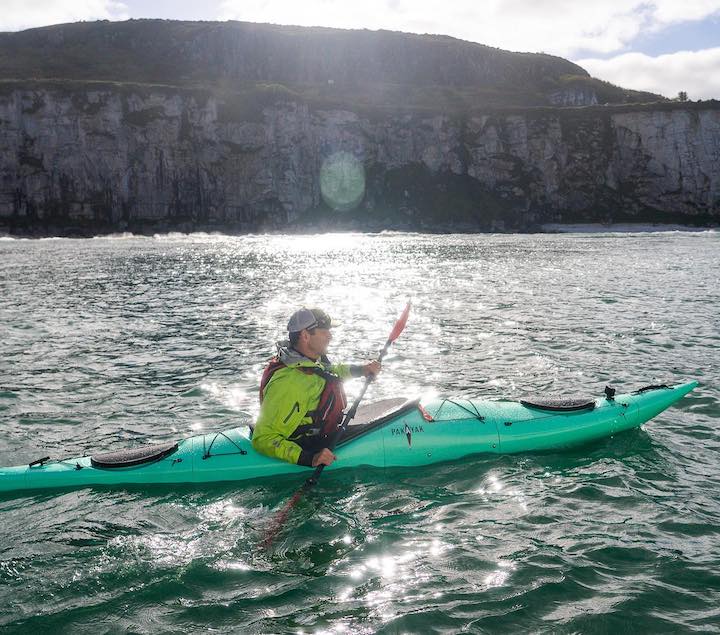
[252,344,359,465]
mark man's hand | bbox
[311,448,336,467]
[362,360,382,378]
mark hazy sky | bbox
[2,0,719,100]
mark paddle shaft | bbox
[303,339,392,488]
[260,302,410,548]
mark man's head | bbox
[287,307,338,360]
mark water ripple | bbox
[1,231,718,633]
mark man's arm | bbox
[331,361,382,379]
[328,362,355,379]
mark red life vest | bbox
[259,356,348,439]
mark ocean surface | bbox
[1,231,718,634]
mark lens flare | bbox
[319,151,365,212]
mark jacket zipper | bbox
[283,401,300,424]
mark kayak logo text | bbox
[391,423,424,447]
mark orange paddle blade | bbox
[388,301,411,343]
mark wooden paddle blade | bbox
[388,301,411,343]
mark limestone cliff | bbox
[0,19,716,235]
[1,81,717,235]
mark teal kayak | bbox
[0,381,697,495]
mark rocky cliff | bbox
[0,20,716,235]
[1,81,717,235]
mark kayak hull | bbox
[0,382,697,494]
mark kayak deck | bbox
[0,381,698,495]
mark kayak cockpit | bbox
[340,398,420,445]
[246,397,421,446]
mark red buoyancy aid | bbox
[259,356,348,438]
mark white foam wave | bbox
[151,231,235,242]
[91,232,141,240]
[540,223,715,234]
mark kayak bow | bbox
[0,381,697,495]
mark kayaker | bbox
[252,307,381,468]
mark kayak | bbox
[0,381,697,495]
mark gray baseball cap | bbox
[287,307,339,332]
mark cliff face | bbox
[1,84,718,235]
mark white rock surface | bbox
[0,85,718,232]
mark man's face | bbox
[305,327,332,357]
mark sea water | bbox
[1,231,718,633]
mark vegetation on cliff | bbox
[0,19,663,110]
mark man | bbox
[252,307,381,468]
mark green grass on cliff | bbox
[0,19,666,110]
[3,77,711,126]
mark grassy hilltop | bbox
[0,19,664,111]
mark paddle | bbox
[261,301,411,549]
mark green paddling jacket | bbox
[252,343,363,465]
